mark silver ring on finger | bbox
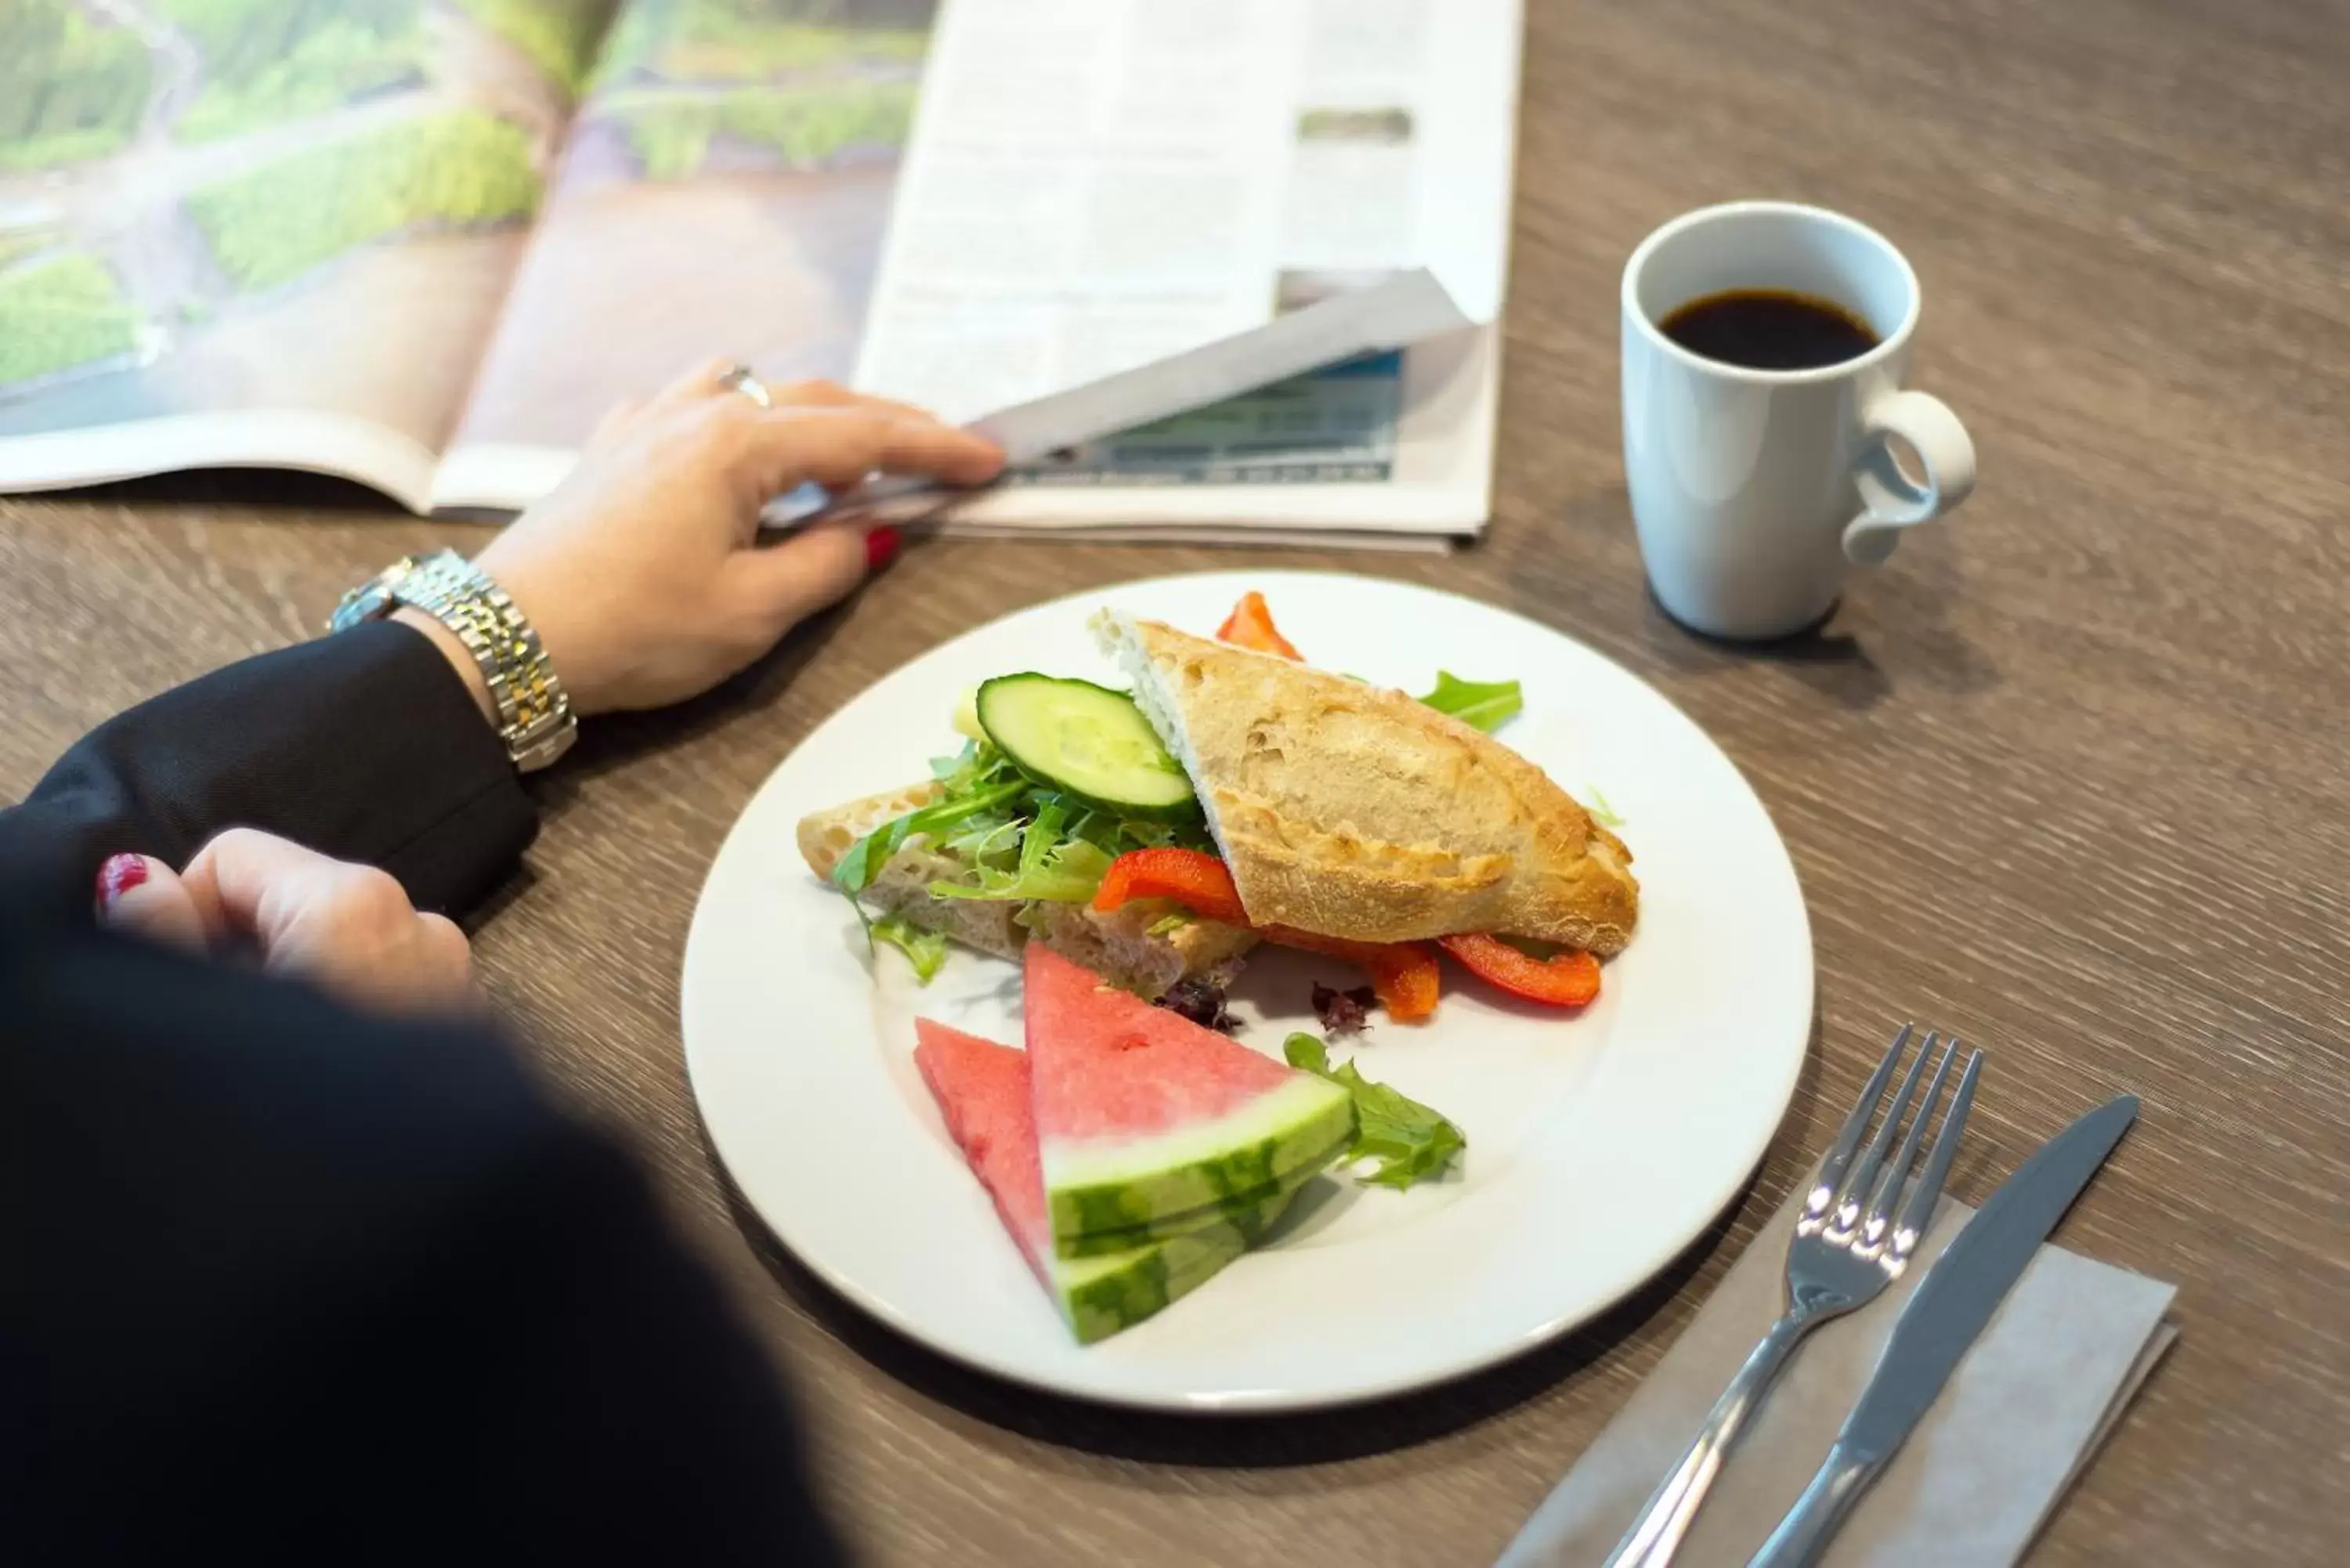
[715,362,772,409]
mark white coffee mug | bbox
[1621,201,1976,640]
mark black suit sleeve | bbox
[0,922,850,1568]
[0,620,537,926]
[0,627,850,1563]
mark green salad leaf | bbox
[870,913,949,983]
[1284,1034,1466,1189]
[830,773,1026,896]
[1585,786,1626,829]
[928,797,1119,903]
[1417,671,1524,733]
[832,741,1215,930]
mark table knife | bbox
[1747,1093,2140,1568]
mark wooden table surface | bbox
[5,1,2348,1562]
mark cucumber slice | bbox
[976,674,1198,821]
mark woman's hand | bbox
[468,361,1003,717]
[96,832,477,1016]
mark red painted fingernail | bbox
[865,526,902,573]
[96,853,149,913]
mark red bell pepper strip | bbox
[1438,933,1601,1008]
[1090,847,1249,927]
[1091,847,1441,1021]
[1214,591,1303,661]
[1264,927,1442,1024]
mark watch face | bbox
[512,720,578,773]
[327,558,419,631]
[328,581,392,631]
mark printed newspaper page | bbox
[853,0,1520,539]
[776,268,1472,540]
[847,0,1303,425]
[446,0,1520,538]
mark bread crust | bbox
[1096,613,1639,952]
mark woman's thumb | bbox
[722,519,881,640]
[95,853,212,955]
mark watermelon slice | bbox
[1023,944,1355,1256]
[913,1020,1302,1343]
[1050,1128,1338,1259]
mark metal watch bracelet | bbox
[327,550,577,772]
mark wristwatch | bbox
[328,550,577,772]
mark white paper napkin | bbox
[1497,1180,2176,1568]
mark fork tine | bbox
[1829,1030,1936,1234]
[1806,1024,1912,1219]
[1856,1038,1956,1252]
[1889,1046,1984,1259]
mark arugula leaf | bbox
[830,776,1028,895]
[927,798,1120,903]
[870,914,948,983]
[1021,797,1067,880]
[833,738,1216,934]
[1284,1034,1466,1189]
[1585,786,1626,829]
[927,841,1115,904]
[926,740,1014,791]
[939,814,1023,869]
[1417,671,1524,733]
[830,743,1028,955]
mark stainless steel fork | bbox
[1603,1024,1983,1568]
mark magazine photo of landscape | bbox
[450,0,935,452]
[0,0,603,452]
[0,0,1516,537]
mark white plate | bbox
[682,571,1811,1412]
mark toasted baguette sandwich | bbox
[797,782,1256,1000]
[1094,611,1638,952]
[798,594,1637,1006]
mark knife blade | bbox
[1748,1093,2140,1568]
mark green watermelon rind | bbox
[1052,1179,1307,1344]
[1053,1119,1350,1259]
[1046,1074,1356,1251]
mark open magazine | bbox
[0,0,1520,547]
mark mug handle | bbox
[1840,389,1977,567]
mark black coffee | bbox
[1658,289,1879,371]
